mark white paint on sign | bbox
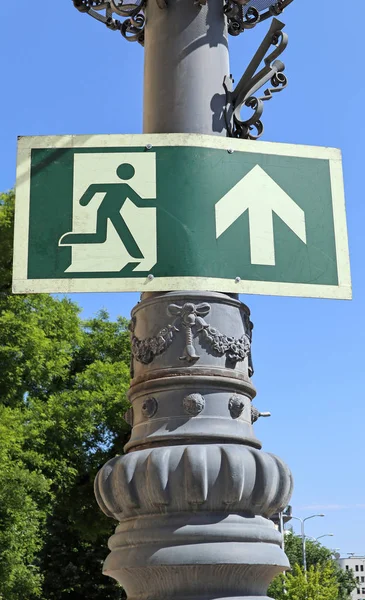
[120,199,157,272]
[215,165,307,266]
[59,152,157,273]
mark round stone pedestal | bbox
[95,292,293,599]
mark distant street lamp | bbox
[291,514,325,572]
[315,534,334,542]
[307,533,334,543]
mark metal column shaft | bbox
[143,0,229,135]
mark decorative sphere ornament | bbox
[183,393,205,416]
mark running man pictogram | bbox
[59,163,150,259]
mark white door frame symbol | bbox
[59,152,157,273]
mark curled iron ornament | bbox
[224,18,288,140]
[121,12,145,43]
[254,0,294,22]
[233,66,288,140]
[224,0,294,37]
[110,0,143,16]
[224,5,260,37]
[73,0,146,44]
[73,0,294,42]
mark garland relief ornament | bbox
[131,302,252,365]
[130,317,178,365]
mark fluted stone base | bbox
[95,445,292,518]
[103,514,288,600]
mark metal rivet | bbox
[227,149,234,154]
[145,144,152,150]
[147,273,154,281]
[235,276,241,283]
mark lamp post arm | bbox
[291,514,325,572]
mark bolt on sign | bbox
[13,133,351,299]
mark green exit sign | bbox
[13,133,351,299]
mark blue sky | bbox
[0,0,364,556]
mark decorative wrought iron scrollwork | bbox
[224,17,288,140]
[224,4,260,37]
[261,0,295,20]
[73,0,146,45]
[224,0,294,36]
[120,12,145,43]
[73,0,294,44]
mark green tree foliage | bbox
[0,191,131,599]
[0,405,49,599]
[268,531,356,600]
[0,190,14,294]
[282,529,335,567]
[269,563,339,600]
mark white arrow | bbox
[215,165,307,266]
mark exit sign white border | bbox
[13,133,352,299]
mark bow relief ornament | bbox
[131,302,252,365]
[167,302,211,361]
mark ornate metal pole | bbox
[74,0,295,598]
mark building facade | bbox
[337,556,365,600]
